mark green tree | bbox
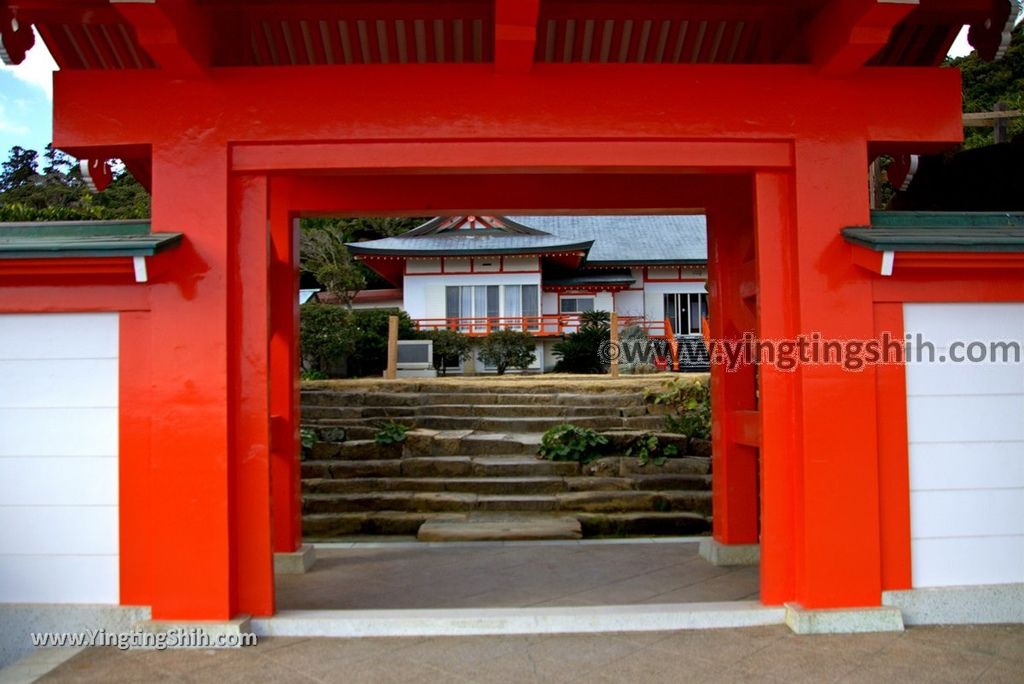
[0,146,39,193]
[0,145,151,219]
[553,310,611,374]
[948,23,1024,148]
[478,329,536,375]
[299,303,354,375]
[299,227,367,305]
[299,216,428,293]
[427,329,473,376]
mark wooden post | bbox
[994,101,1009,144]
[609,312,620,377]
[385,315,398,379]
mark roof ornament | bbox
[0,8,34,66]
[968,0,1022,62]
[80,159,114,194]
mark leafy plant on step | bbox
[374,421,410,445]
[299,428,317,460]
[626,434,678,467]
[646,377,711,440]
[538,424,609,465]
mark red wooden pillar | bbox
[756,142,884,609]
[228,173,275,616]
[269,179,303,554]
[144,145,275,619]
[705,180,760,549]
[753,170,799,605]
[146,143,235,619]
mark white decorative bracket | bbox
[133,256,148,283]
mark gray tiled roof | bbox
[347,234,593,257]
[347,215,707,265]
[512,215,707,265]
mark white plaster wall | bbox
[404,273,542,320]
[542,292,559,315]
[595,292,614,312]
[904,303,1024,588]
[614,291,645,318]
[0,313,120,604]
[643,281,707,323]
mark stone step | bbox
[304,476,571,495]
[301,390,648,407]
[576,512,711,537]
[302,490,711,515]
[302,474,711,495]
[411,415,663,432]
[308,440,402,461]
[417,513,583,542]
[302,403,650,421]
[303,510,710,539]
[401,456,581,478]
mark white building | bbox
[348,215,709,372]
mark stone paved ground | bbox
[40,624,1024,683]
[276,540,759,610]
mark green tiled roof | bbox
[843,212,1024,252]
[0,220,183,259]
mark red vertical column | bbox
[269,179,302,553]
[776,141,884,609]
[146,143,234,619]
[753,170,800,605]
[228,174,275,615]
[705,180,760,548]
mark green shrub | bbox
[374,421,409,445]
[646,377,712,439]
[345,308,418,378]
[553,310,610,374]
[478,329,536,375]
[626,434,679,466]
[299,303,355,375]
[426,329,473,376]
[538,424,609,464]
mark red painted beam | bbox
[808,0,919,76]
[494,0,540,72]
[53,64,963,155]
[231,140,792,174]
[111,0,210,74]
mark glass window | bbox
[560,297,595,313]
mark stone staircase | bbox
[300,382,712,541]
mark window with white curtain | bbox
[445,284,539,331]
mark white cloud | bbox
[948,14,1024,58]
[0,28,57,99]
[0,100,30,136]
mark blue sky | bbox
[0,25,990,168]
[0,30,56,161]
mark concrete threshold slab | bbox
[0,648,83,684]
[251,602,784,639]
[417,514,582,542]
[312,536,705,550]
[883,583,1024,625]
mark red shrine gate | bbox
[1,0,1021,625]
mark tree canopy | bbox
[0,145,150,221]
[948,23,1024,148]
